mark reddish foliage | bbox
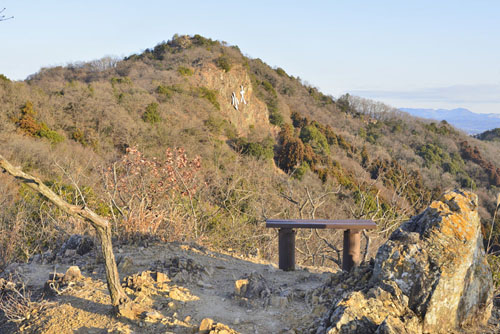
[460,141,500,186]
[104,147,202,240]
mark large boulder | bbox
[321,190,494,334]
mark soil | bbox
[0,242,334,334]
[0,241,498,334]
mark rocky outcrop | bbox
[319,190,493,334]
[192,63,272,137]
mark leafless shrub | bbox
[0,278,54,324]
[103,146,202,242]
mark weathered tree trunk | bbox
[94,224,129,306]
[0,154,130,308]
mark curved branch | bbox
[0,154,130,309]
[0,154,108,230]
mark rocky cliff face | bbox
[318,190,493,334]
[191,63,273,137]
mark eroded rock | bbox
[151,256,211,284]
[319,190,494,334]
[234,272,270,299]
[58,234,94,257]
[199,317,239,334]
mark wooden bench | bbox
[266,219,376,271]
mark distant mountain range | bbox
[399,108,500,134]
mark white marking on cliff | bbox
[240,85,247,105]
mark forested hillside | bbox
[476,128,500,142]
[1,34,500,273]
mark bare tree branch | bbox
[0,154,130,310]
[0,8,13,21]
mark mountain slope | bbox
[1,34,500,272]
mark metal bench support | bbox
[342,229,361,271]
[279,228,295,271]
[278,228,361,272]
[267,219,375,272]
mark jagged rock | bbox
[153,271,169,283]
[76,236,94,255]
[234,272,270,299]
[199,318,214,333]
[375,316,420,334]
[151,256,210,284]
[320,190,494,334]
[192,62,272,137]
[122,271,166,291]
[234,279,249,296]
[199,318,239,334]
[58,234,94,257]
[142,310,163,322]
[117,301,147,321]
[168,286,198,302]
[42,250,55,264]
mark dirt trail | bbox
[0,242,335,333]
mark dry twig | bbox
[0,279,54,324]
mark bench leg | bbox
[279,228,296,271]
[342,229,361,271]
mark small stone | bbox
[64,249,76,257]
[144,311,163,322]
[234,279,249,296]
[203,266,215,277]
[270,295,288,308]
[168,301,177,310]
[199,318,214,333]
[154,271,169,283]
[197,280,213,289]
[309,295,320,305]
[184,315,191,323]
[63,266,82,282]
[118,256,134,274]
[169,287,198,301]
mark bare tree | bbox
[279,184,344,266]
[0,8,13,21]
[0,154,130,312]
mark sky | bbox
[1,1,499,114]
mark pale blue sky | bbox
[1,1,499,113]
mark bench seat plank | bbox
[266,219,376,230]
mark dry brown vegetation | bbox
[1,34,500,296]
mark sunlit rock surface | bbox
[322,190,493,334]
